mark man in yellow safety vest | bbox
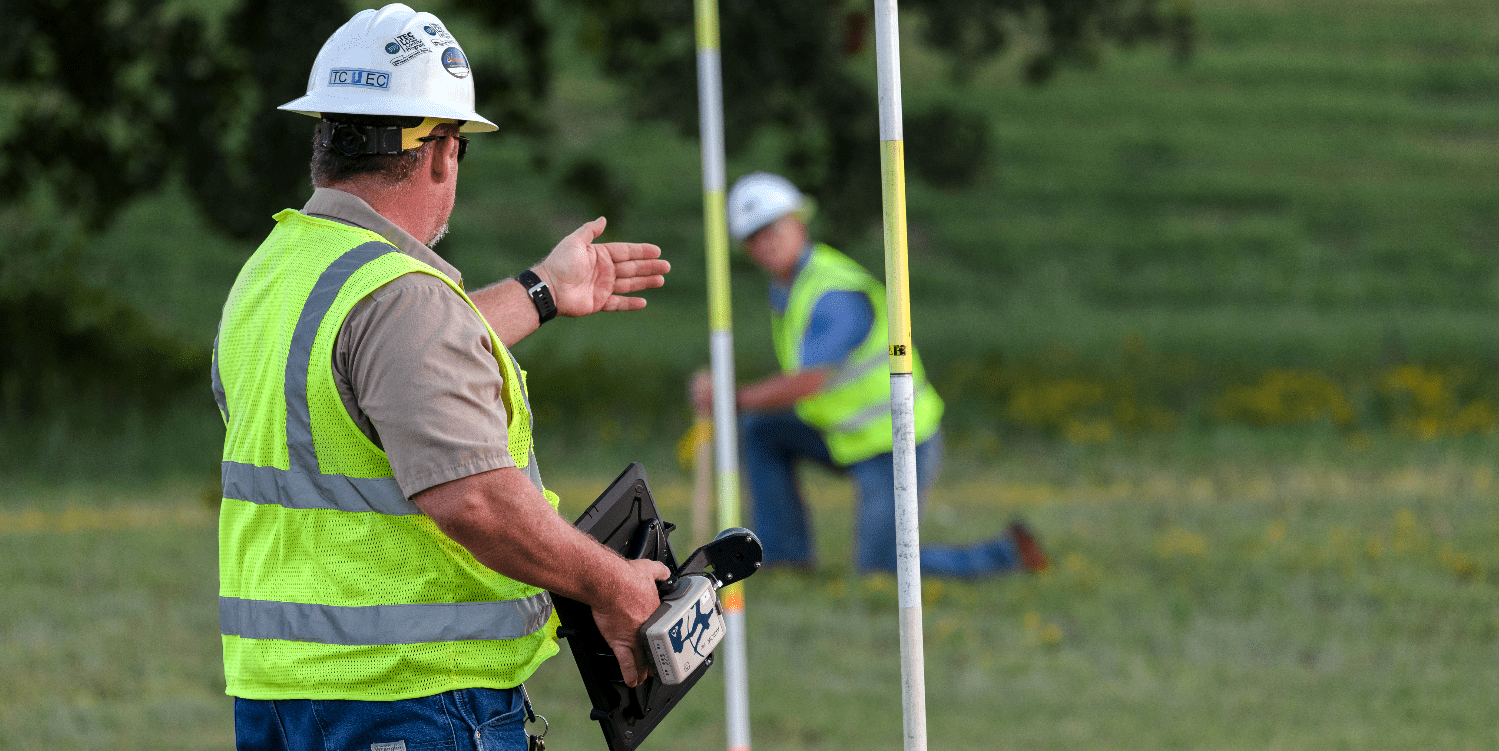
[213,5,672,748]
[694,171,1049,578]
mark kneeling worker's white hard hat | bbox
[280,3,495,152]
[727,172,808,242]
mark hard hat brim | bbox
[278,93,498,133]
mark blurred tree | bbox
[1,0,253,428]
[566,0,1194,242]
[2,0,553,242]
[0,0,553,428]
[1,0,1190,268]
[3,0,243,235]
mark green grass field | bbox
[4,435,1498,749]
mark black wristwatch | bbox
[515,269,557,324]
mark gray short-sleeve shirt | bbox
[304,188,516,498]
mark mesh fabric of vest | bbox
[771,244,944,465]
[218,210,558,700]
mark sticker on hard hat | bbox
[423,23,455,46]
[441,47,470,78]
[387,32,430,66]
[392,49,430,66]
[393,32,425,53]
[328,69,390,89]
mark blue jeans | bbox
[234,687,530,751]
[740,412,1022,577]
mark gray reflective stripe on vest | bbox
[285,241,397,477]
[831,380,938,434]
[211,330,228,422]
[219,591,553,645]
[823,348,887,391]
[521,452,543,493]
[833,401,892,434]
[219,241,423,515]
[221,460,418,515]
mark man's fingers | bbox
[610,258,671,279]
[613,275,666,294]
[601,296,649,313]
[622,559,672,685]
[612,642,646,687]
[598,241,662,262]
[618,648,646,687]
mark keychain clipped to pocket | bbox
[519,683,548,751]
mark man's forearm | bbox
[414,466,634,603]
[736,368,830,412]
[470,277,542,348]
[414,465,667,686]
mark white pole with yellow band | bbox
[694,1,753,749]
[873,1,928,750]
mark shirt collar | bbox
[301,187,463,286]
[793,243,813,277]
[770,244,814,289]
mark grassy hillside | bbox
[83,0,1499,362]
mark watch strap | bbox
[516,269,558,324]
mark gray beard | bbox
[427,221,449,247]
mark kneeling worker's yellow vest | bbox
[771,244,944,465]
[213,210,559,701]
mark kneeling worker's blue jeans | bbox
[235,686,529,751]
[741,411,1022,577]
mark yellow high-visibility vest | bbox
[770,244,943,465]
[213,209,559,701]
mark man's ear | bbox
[429,135,458,183]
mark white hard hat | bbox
[279,3,496,134]
[727,172,806,242]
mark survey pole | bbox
[694,1,752,749]
[873,1,928,750]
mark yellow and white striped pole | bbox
[873,1,928,749]
[694,1,752,749]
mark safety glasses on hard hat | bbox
[418,134,470,164]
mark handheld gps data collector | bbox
[549,463,762,750]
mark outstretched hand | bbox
[535,218,669,317]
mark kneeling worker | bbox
[694,171,1049,577]
[215,5,672,749]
